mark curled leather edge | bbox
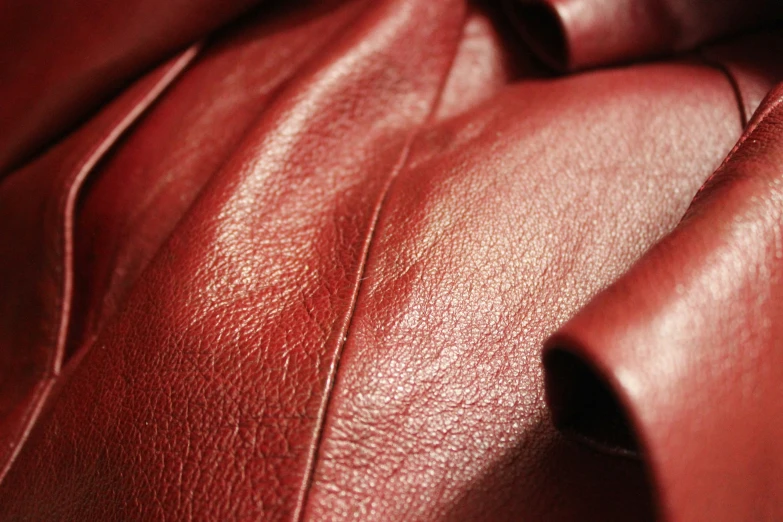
[503,0,783,71]
[543,83,783,521]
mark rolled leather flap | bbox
[505,0,783,70]
[544,84,783,521]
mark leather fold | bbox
[504,0,783,71]
[544,84,783,521]
[0,0,262,175]
[3,0,783,519]
[0,0,468,518]
[0,49,197,480]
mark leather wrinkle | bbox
[291,10,469,519]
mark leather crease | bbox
[292,13,467,519]
[2,0,783,520]
[0,44,201,482]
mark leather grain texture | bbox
[300,62,742,522]
[1,0,782,520]
[545,84,783,522]
[0,48,199,480]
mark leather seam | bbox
[689,46,752,202]
[51,44,202,376]
[0,45,200,485]
[61,4,371,369]
[698,46,749,127]
[291,12,468,520]
[693,84,783,202]
[0,379,54,482]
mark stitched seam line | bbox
[291,14,467,521]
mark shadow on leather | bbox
[443,413,656,522]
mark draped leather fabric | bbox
[545,85,783,522]
[0,0,781,520]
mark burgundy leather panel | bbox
[0,0,466,518]
[505,0,783,71]
[0,0,260,174]
[0,49,197,479]
[299,63,740,521]
[544,84,783,522]
[66,0,366,362]
[1,0,782,520]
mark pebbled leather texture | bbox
[0,0,263,175]
[545,84,783,522]
[1,0,782,520]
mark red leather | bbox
[0,49,199,477]
[0,0,262,174]
[1,0,782,520]
[505,0,783,71]
[545,85,783,522]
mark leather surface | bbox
[0,0,262,174]
[300,62,739,521]
[505,0,783,70]
[545,84,783,522]
[0,49,199,478]
[0,0,782,520]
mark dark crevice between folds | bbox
[503,0,568,70]
[544,345,641,458]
